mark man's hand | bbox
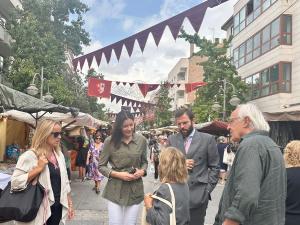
[186,159,195,170]
[222,218,240,225]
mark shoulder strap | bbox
[152,195,172,208]
[166,183,176,225]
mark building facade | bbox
[167,45,206,110]
[223,0,299,113]
[222,0,300,146]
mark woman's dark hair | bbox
[110,110,135,149]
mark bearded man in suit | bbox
[168,107,219,225]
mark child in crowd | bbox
[144,147,190,225]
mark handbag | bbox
[0,150,45,223]
[141,183,176,225]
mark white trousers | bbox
[107,200,140,225]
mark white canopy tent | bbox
[0,110,107,129]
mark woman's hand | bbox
[68,205,75,220]
[133,168,145,179]
[37,154,48,171]
[144,193,153,209]
[116,172,136,181]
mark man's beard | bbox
[180,125,194,138]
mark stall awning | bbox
[263,111,300,121]
[0,110,107,128]
[0,84,78,115]
[195,121,229,136]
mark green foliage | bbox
[179,30,248,122]
[155,82,173,127]
[3,0,91,110]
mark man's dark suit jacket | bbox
[168,130,220,208]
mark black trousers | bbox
[190,199,209,225]
[46,202,62,225]
[154,159,159,179]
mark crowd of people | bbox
[0,103,300,225]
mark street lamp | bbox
[212,79,241,120]
[26,67,54,103]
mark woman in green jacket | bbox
[99,110,148,225]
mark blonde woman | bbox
[144,147,190,225]
[11,119,74,225]
[284,141,300,225]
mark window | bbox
[262,25,270,53]
[177,72,186,81]
[282,63,291,92]
[234,0,278,36]
[246,38,253,63]
[233,15,291,68]
[244,62,291,99]
[282,15,292,45]
[261,69,270,96]
[177,90,184,98]
[253,33,261,59]
[253,0,261,19]
[262,0,271,12]
[239,43,246,66]
[270,18,280,48]
[270,64,279,93]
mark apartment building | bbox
[222,0,300,145]
[0,0,22,69]
[167,44,206,110]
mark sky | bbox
[79,0,237,112]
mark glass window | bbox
[261,69,269,85]
[177,72,185,81]
[252,73,260,98]
[282,15,292,45]
[283,63,291,81]
[239,44,246,66]
[262,0,271,11]
[234,14,239,30]
[271,18,280,38]
[270,64,279,82]
[245,76,253,99]
[262,25,270,43]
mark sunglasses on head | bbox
[51,132,62,138]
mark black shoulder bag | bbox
[0,151,45,223]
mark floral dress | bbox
[87,143,104,181]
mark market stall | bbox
[195,121,229,136]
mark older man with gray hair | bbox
[214,103,286,225]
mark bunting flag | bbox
[185,81,207,93]
[87,78,112,98]
[138,84,160,97]
[110,94,155,108]
[73,0,229,69]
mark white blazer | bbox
[11,150,71,225]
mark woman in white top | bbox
[11,119,74,225]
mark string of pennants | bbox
[88,77,207,99]
[72,0,228,69]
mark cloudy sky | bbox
[79,0,237,112]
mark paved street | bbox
[66,169,224,225]
[3,168,224,225]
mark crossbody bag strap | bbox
[166,183,176,225]
[151,195,172,208]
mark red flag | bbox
[88,78,112,98]
[138,84,159,97]
[185,82,207,93]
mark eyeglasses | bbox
[51,132,62,138]
[227,117,242,124]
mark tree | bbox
[179,30,248,122]
[3,0,90,106]
[154,82,173,127]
